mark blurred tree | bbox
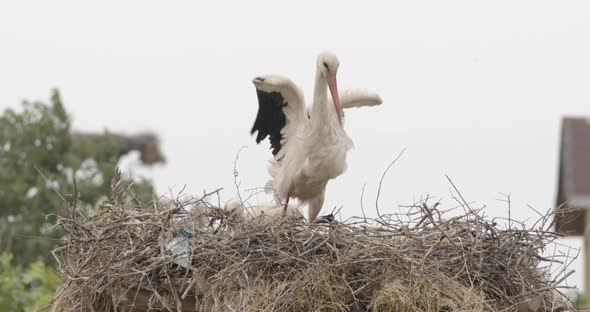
[0,253,61,312]
[574,291,585,309]
[0,90,158,264]
[72,131,165,165]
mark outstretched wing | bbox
[337,89,382,109]
[251,75,307,159]
[306,88,383,118]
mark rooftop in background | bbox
[555,117,590,235]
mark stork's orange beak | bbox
[326,72,342,126]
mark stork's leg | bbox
[283,192,292,217]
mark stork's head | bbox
[317,51,342,126]
[317,51,340,76]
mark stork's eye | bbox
[323,62,329,70]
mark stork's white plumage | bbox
[251,52,382,222]
[224,198,303,222]
[306,88,382,118]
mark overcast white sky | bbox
[1,0,589,290]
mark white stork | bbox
[250,52,382,222]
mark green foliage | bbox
[0,253,60,312]
[574,290,585,308]
[0,89,154,264]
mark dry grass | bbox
[50,171,575,311]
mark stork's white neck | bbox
[310,69,338,127]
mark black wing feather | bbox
[250,90,287,156]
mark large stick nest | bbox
[51,173,574,312]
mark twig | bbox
[360,183,367,221]
[233,145,248,207]
[375,148,407,222]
